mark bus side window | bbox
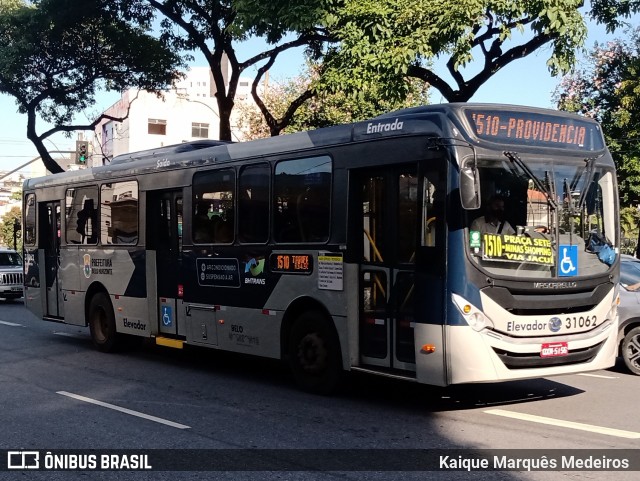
[192,169,235,244]
[421,174,444,248]
[273,156,332,244]
[238,163,269,244]
[24,193,37,246]
[65,187,98,245]
[100,181,138,245]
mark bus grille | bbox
[492,342,604,369]
[1,273,23,285]
[482,284,612,316]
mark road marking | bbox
[577,373,618,379]
[57,391,191,430]
[0,320,23,327]
[53,332,86,339]
[485,409,640,439]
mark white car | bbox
[617,254,640,375]
[0,248,24,300]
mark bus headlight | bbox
[451,293,494,332]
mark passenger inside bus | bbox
[470,194,515,235]
[193,203,213,243]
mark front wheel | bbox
[622,326,640,375]
[288,311,343,394]
[88,292,119,353]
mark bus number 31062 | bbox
[565,316,597,329]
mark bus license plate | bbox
[540,342,568,358]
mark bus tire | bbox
[88,292,119,353]
[288,311,342,394]
[622,326,640,375]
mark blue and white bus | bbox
[22,103,620,393]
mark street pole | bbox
[13,218,21,252]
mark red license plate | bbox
[540,342,568,358]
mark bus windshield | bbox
[466,154,617,279]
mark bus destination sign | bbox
[465,109,605,151]
[481,232,554,266]
[269,253,313,274]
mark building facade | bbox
[93,66,252,165]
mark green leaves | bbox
[555,28,640,205]
[236,59,430,139]
[323,0,588,101]
[0,0,184,172]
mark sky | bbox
[0,9,634,175]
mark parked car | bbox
[617,254,640,375]
[0,247,23,301]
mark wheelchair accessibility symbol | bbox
[161,305,173,327]
[559,245,578,277]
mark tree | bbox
[145,0,331,140]
[320,0,588,103]
[554,28,640,205]
[236,61,430,139]
[0,0,185,173]
[0,206,21,252]
[590,0,640,32]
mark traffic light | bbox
[76,140,89,164]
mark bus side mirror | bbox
[460,161,481,210]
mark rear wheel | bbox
[288,311,342,394]
[622,326,640,375]
[88,292,119,353]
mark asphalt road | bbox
[0,299,638,481]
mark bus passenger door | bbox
[355,166,418,372]
[40,201,63,318]
[148,190,183,336]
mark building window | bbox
[148,119,167,135]
[192,122,209,138]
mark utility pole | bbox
[13,218,21,252]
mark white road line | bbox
[53,332,86,339]
[577,373,619,379]
[57,391,191,430]
[0,320,23,327]
[485,409,640,439]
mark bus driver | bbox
[470,194,515,235]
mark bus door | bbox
[356,165,418,371]
[148,190,183,336]
[40,201,63,318]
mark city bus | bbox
[22,103,620,393]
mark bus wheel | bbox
[622,326,640,375]
[289,311,342,394]
[88,292,119,353]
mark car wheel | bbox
[288,311,342,394]
[622,326,640,375]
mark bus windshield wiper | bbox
[575,157,598,212]
[563,178,577,215]
[504,151,557,210]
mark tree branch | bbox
[408,32,556,102]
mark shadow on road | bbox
[95,338,587,416]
